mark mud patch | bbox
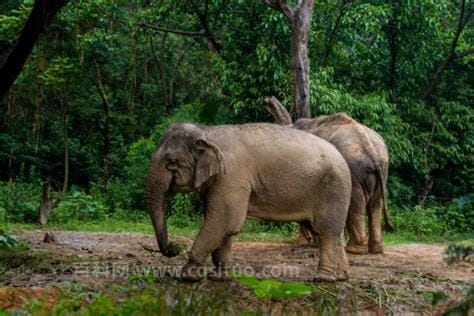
[0,287,58,311]
[2,230,472,313]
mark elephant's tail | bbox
[377,168,394,232]
[357,126,394,232]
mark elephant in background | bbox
[146,122,352,281]
[265,97,393,254]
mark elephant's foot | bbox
[345,243,368,255]
[207,266,232,281]
[336,271,349,281]
[313,272,337,283]
[369,243,384,254]
[298,234,312,246]
[180,262,206,282]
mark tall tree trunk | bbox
[291,10,312,119]
[61,97,69,196]
[33,47,43,152]
[264,0,314,119]
[0,0,69,101]
[38,181,52,226]
[94,62,111,181]
[386,1,398,103]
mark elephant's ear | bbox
[193,139,226,189]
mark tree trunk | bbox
[263,0,314,119]
[33,48,43,152]
[61,97,69,196]
[264,96,292,125]
[290,2,313,119]
[0,0,69,101]
[38,181,52,226]
[94,62,111,181]
[386,1,398,103]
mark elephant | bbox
[146,122,352,282]
[265,97,393,254]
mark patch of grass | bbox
[382,231,474,245]
[3,219,472,245]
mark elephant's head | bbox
[145,122,225,257]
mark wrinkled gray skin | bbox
[146,122,352,281]
[295,115,392,254]
[265,101,392,254]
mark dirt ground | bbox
[1,230,473,313]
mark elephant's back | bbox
[210,123,351,189]
[209,123,347,169]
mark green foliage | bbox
[438,197,474,233]
[0,2,31,42]
[442,286,474,316]
[445,243,474,265]
[49,191,108,223]
[390,206,448,236]
[235,275,312,299]
[0,230,27,250]
[25,283,234,315]
[0,0,472,240]
[0,181,40,223]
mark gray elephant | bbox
[146,122,352,281]
[265,98,393,254]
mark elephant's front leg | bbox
[181,189,249,281]
[212,237,232,268]
[208,237,233,280]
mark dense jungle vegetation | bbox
[0,0,472,238]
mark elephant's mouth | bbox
[170,174,191,192]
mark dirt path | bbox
[4,230,472,288]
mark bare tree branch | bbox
[454,47,474,59]
[188,0,223,51]
[322,0,349,63]
[421,0,472,99]
[264,0,294,20]
[140,22,206,37]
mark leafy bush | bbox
[390,205,448,236]
[0,231,24,250]
[445,243,473,265]
[49,191,108,223]
[438,194,474,233]
[0,181,40,223]
[0,205,5,224]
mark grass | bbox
[2,274,471,315]
[1,218,472,315]
[2,218,472,245]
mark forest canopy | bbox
[0,0,472,228]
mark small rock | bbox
[43,232,57,244]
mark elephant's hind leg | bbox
[345,186,369,254]
[336,235,349,281]
[367,195,383,254]
[313,232,338,282]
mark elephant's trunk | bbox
[145,160,181,257]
